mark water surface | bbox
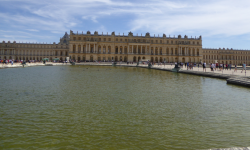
[0,66,250,149]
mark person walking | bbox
[234,64,237,72]
[241,62,246,73]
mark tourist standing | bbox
[234,64,237,72]
[187,62,189,70]
[203,62,206,72]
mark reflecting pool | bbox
[0,66,250,149]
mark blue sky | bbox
[1,0,250,49]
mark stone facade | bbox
[0,30,249,65]
[69,30,203,63]
[203,48,250,65]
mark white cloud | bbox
[26,29,39,32]
[127,0,250,37]
[1,0,250,47]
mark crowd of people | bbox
[0,59,67,65]
[1,59,247,73]
[202,62,247,73]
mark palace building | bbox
[0,30,250,65]
[0,32,70,61]
[203,48,250,65]
[69,30,202,63]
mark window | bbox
[99,38,101,41]
[125,39,127,42]
[160,40,162,43]
[108,38,111,41]
[171,41,173,44]
[73,37,76,40]
[104,38,106,41]
[120,39,122,42]
[116,38,118,41]
[78,37,81,40]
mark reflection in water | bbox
[0,66,250,149]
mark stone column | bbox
[70,44,73,53]
[96,44,98,53]
[132,46,133,53]
[128,45,129,54]
[141,45,142,54]
[136,45,138,54]
[94,44,95,53]
[89,44,90,53]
